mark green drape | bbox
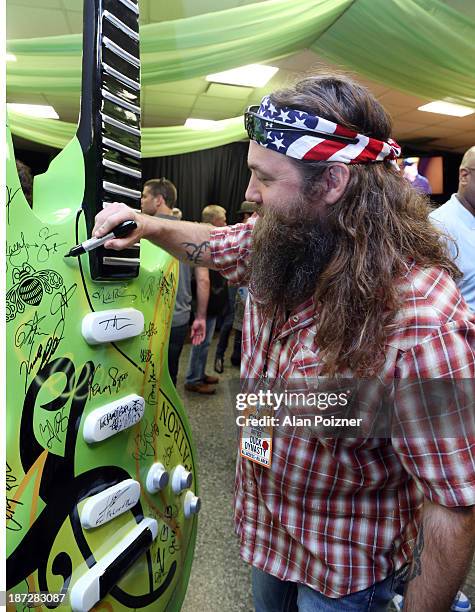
[6,0,352,93]
[7,111,246,157]
[312,0,475,108]
[7,0,475,151]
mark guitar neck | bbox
[77,0,142,281]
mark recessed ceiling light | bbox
[6,54,17,62]
[206,64,279,88]
[184,118,221,130]
[418,101,474,117]
[7,103,59,119]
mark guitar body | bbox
[6,1,198,610]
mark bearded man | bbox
[93,74,475,612]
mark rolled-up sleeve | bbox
[392,321,475,507]
[210,215,257,286]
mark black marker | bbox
[65,220,137,257]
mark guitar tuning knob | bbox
[183,491,201,518]
[145,463,169,494]
[171,465,193,494]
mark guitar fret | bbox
[103,158,141,179]
[102,113,141,137]
[102,89,140,115]
[117,0,139,15]
[103,10,139,41]
[103,181,141,199]
[103,63,139,91]
[103,37,140,68]
[103,137,141,159]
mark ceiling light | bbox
[184,118,221,130]
[6,54,17,62]
[418,101,474,117]
[7,103,59,119]
[206,64,279,88]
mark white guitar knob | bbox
[183,490,201,518]
[171,465,193,494]
[145,463,169,494]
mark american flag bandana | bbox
[246,95,401,164]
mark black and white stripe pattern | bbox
[77,0,141,281]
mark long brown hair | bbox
[271,75,460,376]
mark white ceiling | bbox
[6,0,475,154]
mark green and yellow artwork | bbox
[6,0,197,609]
[6,122,198,610]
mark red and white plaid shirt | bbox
[210,216,475,598]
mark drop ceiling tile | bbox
[392,119,429,138]
[192,99,244,118]
[275,50,322,72]
[145,78,208,96]
[7,6,70,38]
[402,125,469,140]
[143,104,191,118]
[145,92,197,109]
[9,0,63,9]
[204,83,252,99]
[424,115,475,130]
[149,0,248,22]
[430,132,475,149]
[64,10,83,34]
[353,78,391,98]
[143,116,183,128]
[378,90,431,109]
[187,107,241,121]
[138,0,150,24]
[7,93,50,105]
[392,109,447,124]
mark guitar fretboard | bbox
[78,0,141,280]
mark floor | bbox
[178,335,475,612]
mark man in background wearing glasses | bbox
[430,146,475,312]
[93,74,475,612]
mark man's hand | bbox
[92,202,215,267]
[403,501,475,611]
[190,317,206,346]
[93,202,145,250]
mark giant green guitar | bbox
[6,1,198,610]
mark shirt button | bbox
[292,316,299,323]
[248,480,254,488]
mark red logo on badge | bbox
[262,440,269,451]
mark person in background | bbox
[94,74,475,611]
[172,207,183,220]
[214,200,258,373]
[402,157,432,194]
[236,200,258,223]
[141,178,209,386]
[429,146,475,312]
[184,205,228,394]
[16,159,33,207]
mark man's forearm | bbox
[403,501,475,612]
[195,267,210,319]
[144,218,213,267]
[92,203,215,267]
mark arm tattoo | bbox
[407,523,424,582]
[182,241,210,265]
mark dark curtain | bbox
[142,141,251,223]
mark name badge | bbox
[239,404,273,469]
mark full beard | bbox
[248,202,337,316]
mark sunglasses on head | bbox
[244,106,358,146]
